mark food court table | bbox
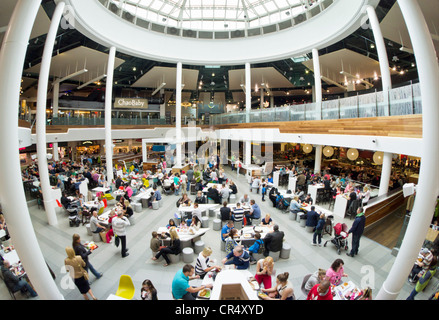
[307,184,324,204]
[332,281,364,300]
[333,194,349,218]
[157,226,210,243]
[177,203,220,219]
[201,269,259,300]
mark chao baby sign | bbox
[114,98,149,109]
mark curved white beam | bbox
[60,0,378,65]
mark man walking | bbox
[346,207,366,257]
[112,211,131,258]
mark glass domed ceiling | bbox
[108,0,320,32]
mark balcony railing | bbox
[210,82,422,125]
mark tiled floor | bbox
[1,166,437,301]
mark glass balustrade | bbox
[41,83,421,127]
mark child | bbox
[312,213,326,246]
[141,279,158,300]
[261,180,267,202]
[247,232,264,264]
[150,231,160,255]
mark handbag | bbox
[78,260,89,281]
[114,235,120,247]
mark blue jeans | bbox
[350,234,361,255]
[14,279,37,297]
[313,231,322,245]
[85,261,102,279]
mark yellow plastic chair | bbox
[142,178,149,188]
[98,207,105,215]
[103,193,115,201]
[115,275,135,300]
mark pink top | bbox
[326,266,344,286]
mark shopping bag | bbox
[114,235,120,247]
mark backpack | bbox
[257,239,265,254]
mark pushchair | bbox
[67,205,81,227]
[324,223,349,254]
[162,181,173,195]
[276,194,290,212]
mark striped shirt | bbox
[195,252,210,277]
[232,208,244,222]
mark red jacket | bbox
[307,284,333,300]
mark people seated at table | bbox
[247,232,264,264]
[306,206,319,229]
[289,196,302,213]
[89,209,107,234]
[195,247,221,279]
[307,280,333,300]
[260,272,295,300]
[152,228,181,267]
[239,194,250,206]
[254,256,274,289]
[150,231,161,257]
[304,269,327,295]
[194,191,207,204]
[206,185,221,204]
[225,229,239,255]
[152,185,162,202]
[61,192,77,209]
[222,245,250,270]
[263,224,284,257]
[303,193,313,205]
[123,200,133,218]
[172,264,213,300]
[167,219,177,229]
[189,216,202,233]
[246,199,261,226]
[250,176,261,193]
[221,221,234,242]
[326,258,348,286]
[260,214,273,226]
[220,183,230,203]
[269,188,279,207]
[1,260,38,298]
[231,203,245,224]
[220,201,232,221]
[229,180,238,195]
[177,193,191,208]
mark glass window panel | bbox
[150,1,164,10]
[253,5,266,15]
[264,2,278,11]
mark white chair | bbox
[169,253,181,264]
[86,224,92,236]
[213,219,222,231]
[280,243,291,259]
[234,220,243,229]
[268,250,280,262]
[152,201,159,210]
[194,240,205,254]
[182,247,194,263]
[201,216,209,228]
[92,232,101,242]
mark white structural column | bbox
[0,0,63,300]
[314,145,322,174]
[378,152,392,196]
[312,48,322,120]
[367,4,393,195]
[366,5,392,116]
[52,142,59,161]
[36,1,67,226]
[245,62,251,123]
[105,46,116,183]
[175,61,183,167]
[377,0,439,300]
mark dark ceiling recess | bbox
[23,0,418,106]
